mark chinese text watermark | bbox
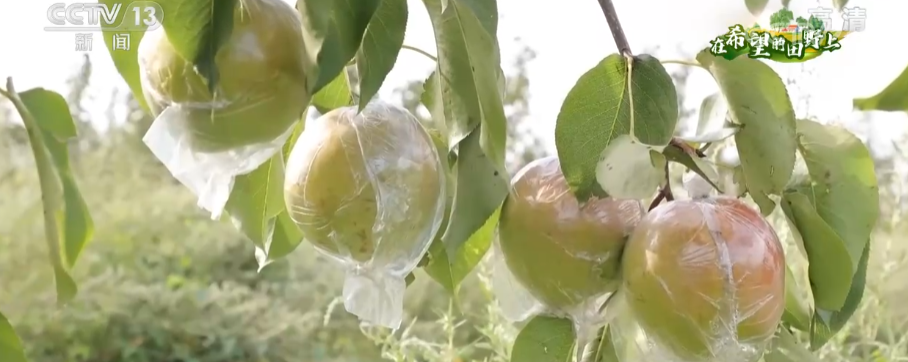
[45,1,163,52]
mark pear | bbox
[138,0,310,152]
[498,156,645,312]
[622,197,785,361]
[283,103,446,264]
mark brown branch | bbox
[596,0,632,56]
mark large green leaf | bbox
[423,0,508,168]
[157,0,238,90]
[780,192,853,311]
[0,312,27,362]
[511,316,576,362]
[439,130,508,258]
[4,83,94,304]
[356,0,407,110]
[224,152,286,268]
[795,119,878,272]
[311,71,354,114]
[809,240,870,350]
[696,50,797,215]
[97,0,160,111]
[555,54,678,201]
[297,0,380,94]
[853,64,908,112]
[424,207,499,295]
[745,0,769,15]
[782,264,811,331]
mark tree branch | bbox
[596,0,632,56]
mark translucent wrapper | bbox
[138,0,310,219]
[493,156,646,353]
[283,101,446,329]
[613,196,786,362]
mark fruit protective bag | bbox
[607,196,786,362]
[492,156,646,355]
[283,101,447,329]
[137,0,310,219]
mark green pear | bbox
[138,0,310,152]
[498,156,645,312]
[283,104,445,264]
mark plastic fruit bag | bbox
[615,196,786,362]
[493,156,646,354]
[138,0,309,219]
[283,101,446,329]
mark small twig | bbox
[401,44,438,62]
[648,161,674,211]
[670,138,706,158]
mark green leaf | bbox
[795,119,878,272]
[224,152,290,269]
[440,129,508,258]
[420,71,454,148]
[0,312,27,362]
[157,0,238,91]
[809,240,870,349]
[423,0,508,168]
[6,85,94,304]
[745,0,770,15]
[595,134,667,199]
[226,119,308,269]
[663,146,722,192]
[425,207,499,295]
[356,0,407,110]
[297,0,380,94]
[780,192,853,310]
[853,64,908,112]
[696,50,797,215]
[261,211,304,268]
[511,316,576,362]
[678,93,738,144]
[764,327,822,362]
[782,264,811,331]
[98,0,158,111]
[311,71,355,114]
[555,54,678,201]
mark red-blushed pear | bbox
[622,197,786,361]
[138,0,309,153]
[498,156,646,313]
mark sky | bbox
[0,0,906,159]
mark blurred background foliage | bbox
[1,44,907,362]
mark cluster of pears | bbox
[137,0,310,153]
[498,157,786,361]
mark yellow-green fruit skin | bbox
[622,197,785,361]
[138,0,310,153]
[498,156,646,312]
[283,103,445,266]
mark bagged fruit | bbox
[494,156,646,353]
[613,196,786,362]
[283,101,446,329]
[138,0,310,219]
